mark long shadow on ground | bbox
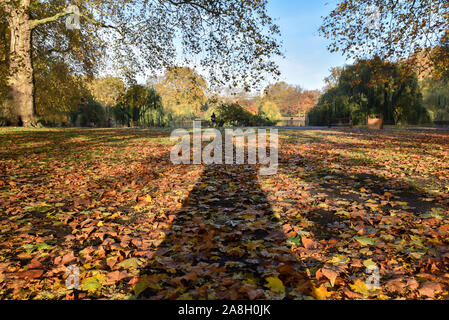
[137,163,310,300]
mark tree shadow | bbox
[136,161,311,300]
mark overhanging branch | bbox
[30,11,72,29]
[30,9,117,30]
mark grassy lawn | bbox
[0,127,448,300]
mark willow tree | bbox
[320,0,449,76]
[1,0,281,126]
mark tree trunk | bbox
[4,5,36,127]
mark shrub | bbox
[215,103,275,127]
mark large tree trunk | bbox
[4,4,36,127]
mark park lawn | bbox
[0,127,448,300]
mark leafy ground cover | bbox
[0,127,448,300]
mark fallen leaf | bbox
[15,269,44,280]
[265,277,285,294]
[418,282,442,298]
[312,285,331,300]
[321,267,339,287]
[350,279,370,297]
[116,258,141,270]
[81,274,105,293]
[105,270,130,284]
[301,236,314,250]
[353,236,376,246]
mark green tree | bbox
[309,59,429,126]
[70,98,106,127]
[113,85,170,127]
[1,0,281,126]
[422,77,449,121]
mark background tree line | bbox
[308,56,449,126]
[312,0,449,127]
[1,54,320,128]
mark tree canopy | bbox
[263,82,320,116]
[320,0,449,77]
[113,84,169,127]
[1,0,282,126]
[154,67,208,119]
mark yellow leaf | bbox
[312,285,331,300]
[81,273,106,294]
[335,210,350,217]
[97,221,103,227]
[144,195,153,203]
[363,258,377,268]
[265,277,285,294]
[350,279,370,296]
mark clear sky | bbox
[267,0,348,90]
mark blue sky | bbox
[267,0,347,90]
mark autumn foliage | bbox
[0,127,448,299]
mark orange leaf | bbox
[301,236,314,250]
[312,285,331,300]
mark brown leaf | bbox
[301,236,314,250]
[282,224,293,233]
[385,278,407,294]
[315,268,324,281]
[405,278,419,291]
[418,282,442,298]
[0,263,10,273]
[15,269,44,280]
[321,267,339,287]
[247,289,264,300]
[28,257,43,269]
[350,259,363,268]
[62,251,76,265]
[278,263,295,275]
[343,288,363,299]
[171,271,198,285]
[105,270,130,284]
[183,271,198,282]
